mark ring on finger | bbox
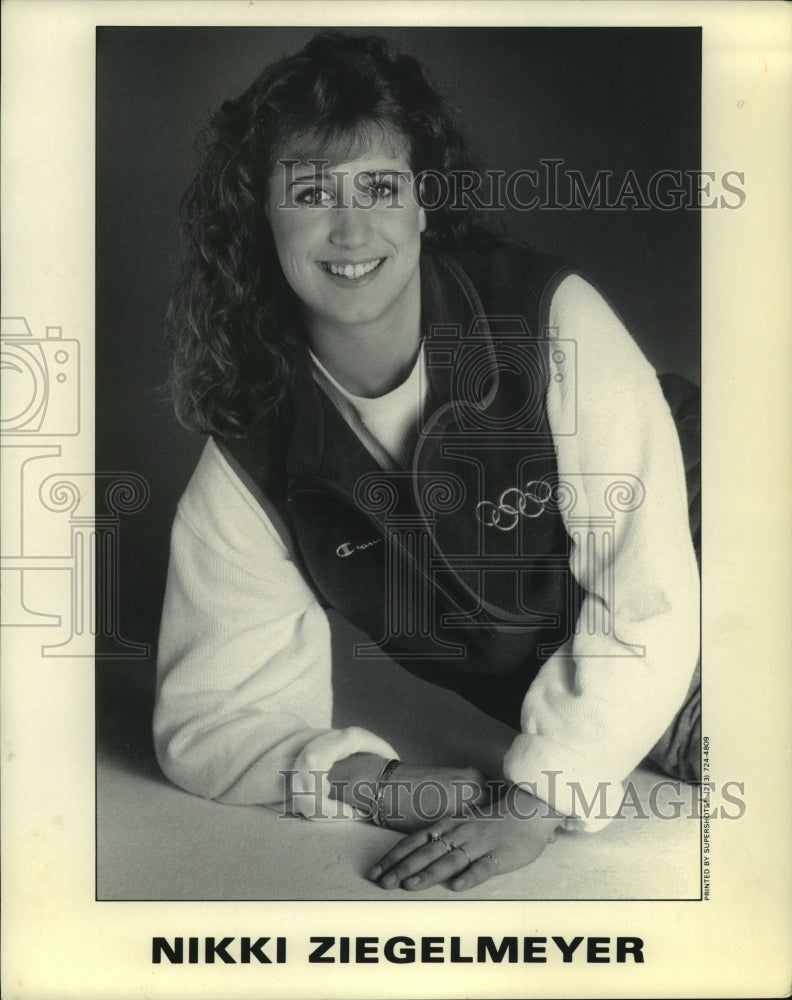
[448,840,472,867]
[429,831,452,853]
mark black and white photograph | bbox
[2,3,790,998]
[95,25,705,902]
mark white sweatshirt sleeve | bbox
[503,275,700,830]
[153,440,398,819]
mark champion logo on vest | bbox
[475,480,553,532]
[335,538,382,558]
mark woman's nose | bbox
[328,206,372,248]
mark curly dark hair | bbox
[168,31,485,436]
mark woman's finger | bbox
[377,838,453,889]
[402,847,472,891]
[378,831,477,890]
[449,852,501,892]
[380,844,446,889]
[368,828,452,883]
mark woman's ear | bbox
[418,205,427,234]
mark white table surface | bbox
[97,615,701,901]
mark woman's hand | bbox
[328,754,491,832]
[376,763,491,832]
[367,787,564,891]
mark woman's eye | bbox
[295,187,332,206]
[355,175,397,203]
[370,179,397,200]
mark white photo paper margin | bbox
[1,1,790,998]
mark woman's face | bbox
[266,134,426,338]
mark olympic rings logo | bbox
[475,480,552,531]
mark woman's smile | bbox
[266,137,426,338]
[318,257,386,283]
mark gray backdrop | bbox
[95,26,700,771]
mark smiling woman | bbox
[154,30,701,896]
[167,32,481,433]
[266,140,426,395]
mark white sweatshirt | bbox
[154,274,700,831]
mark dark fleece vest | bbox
[221,240,586,729]
[220,240,701,736]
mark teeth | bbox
[324,259,383,279]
